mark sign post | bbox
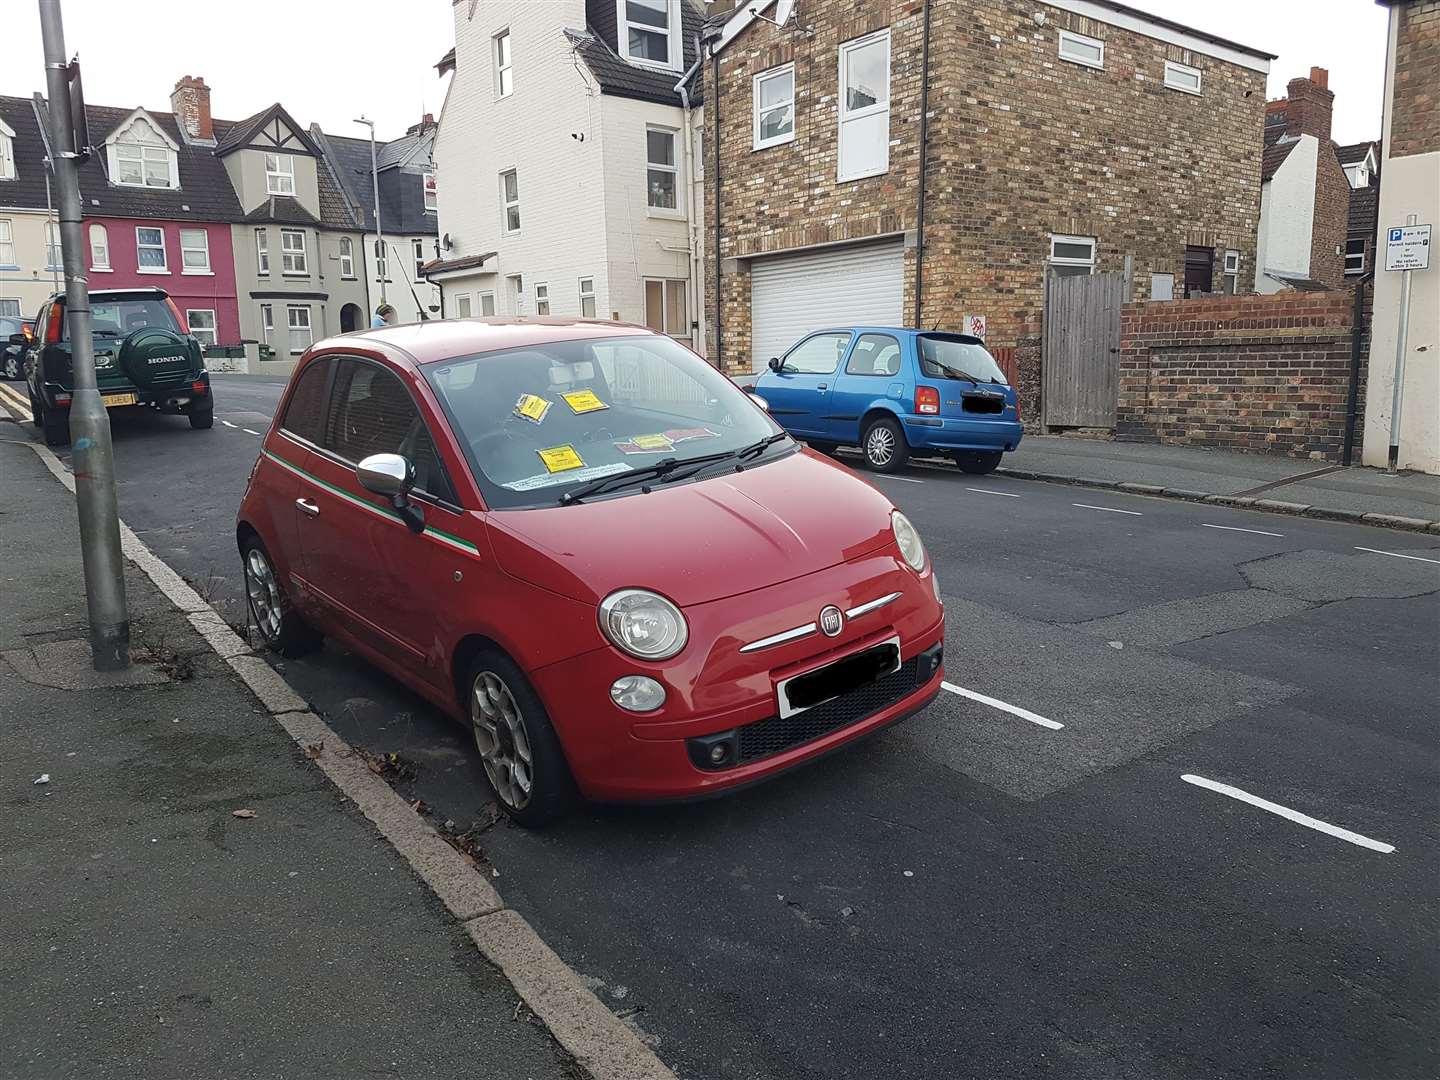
[1383,217,1429,473]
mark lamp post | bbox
[353,115,385,306]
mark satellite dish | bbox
[442,232,454,251]
[775,0,795,25]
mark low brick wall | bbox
[1116,292,1364,460]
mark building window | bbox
[1058,29,1104,70]
[1049,234,1095,277]
[507,274,524,315]
[455,294,472,317]
[646,127,679,212]
[579,277,596,318]
[287,305,312,354]
[838,30,890,182]
[1345,237,1366,275]
[46,221,62,270]
[339,235,355,278]
[0,219,14,266]
[1163,61,1202,95]
[255,228,269,274]
[111,116,177,189]
[89,223,110,270]
[500,169,521,233]
[753,65,795,150]
[265,153,295,196]
[1183,245,1213,297]
[535,282,550,316]
[479,291,496,316]
[260,303,274,344]
[186,309,217,347]
[180,228,210,273]
[1149,272,1175,301]
[494,29,513,97]
[412,238,426,279]
[620,0,678,70]
[0,122,15,180]
[136,226,167,272]
[1343,163,1370,189]
[280,229,307,275]
[0,298,20,317]
[423,170,438,211]
[1223,249,1242,294]
[644,279,688,340]
[373,238,387,280]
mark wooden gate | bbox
[1042,270,1125,428]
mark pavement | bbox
[0,438,578,1080]
[3,373,1439,1080]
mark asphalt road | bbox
[6,374,1438,1080]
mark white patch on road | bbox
[1073,503,1143,516]
[941,682,1064,730]
[1354,546,1440,566]
[1201,523,1284,538]
[881,475,925,483]
[242,428,262,436]
[965,487,1020,498]
[0,383,32,421]
[1181,774,1395,854]
[221,420,238,428]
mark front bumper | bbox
[901,413,1023,453]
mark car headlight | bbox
[892,510,926,573]
[599,589,688,660]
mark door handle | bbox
[817,384,828,391]
[296,498,319,518]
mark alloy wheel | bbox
[245,547,284,642]
[866,425,895,466]
[471,671,534,810]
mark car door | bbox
[757,331,850,437]
[295,354,468,693]
[823,331,905,444]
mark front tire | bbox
[241,535,322,658]
[861,416,909,472]
[2,354,18,380]
[464,648,575,827]
[955,451,1003,475]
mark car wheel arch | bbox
[860,405,907,442]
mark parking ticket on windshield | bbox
[537,444,586,473]
[562,389,608,414]
[514,394,552,423]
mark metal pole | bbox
[1342,271,1371,467]
[355,116,385,306]
[42,164,59,289]
[38,0,129,670]
[1386,212,1416,474]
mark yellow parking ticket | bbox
[537,444,585,473]
[514,393,552,423]
[631,433,674,451]
[562,389,608,414]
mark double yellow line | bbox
[0,381,33,421]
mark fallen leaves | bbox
[231,808,258,819]
[302,741,324,760]
[358,749,418,782]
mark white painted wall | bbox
[1255,135,1318,293]
[0,209,61,319]
[370,231,441,324]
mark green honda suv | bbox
[13,287,214,446]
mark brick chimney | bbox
[170,75,213,143]
[406,113,436,137]
[1283,67,1333,143]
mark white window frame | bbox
[643,277,689,340]
[837,30,891,183]
[265,153,295,196]
[135,225,168,273]
[186,308,217,347]
[1058,29,1105,70]
[1223,249,1242,293]
[339,235,355,278]
[286,304,312,355]
[1345,237,1366,275]
[500,169,521,234]
[494,29,513,98]
[507,273,524,315]
[412,238,426,279]
[479,291,496,317]
[0,298,21,317]
[280,228,308,276]
[180,228,211,274]
[46,220,62,270]
[0,219,15,266]
[578,277,596,319]
[1163,60,1202,95]
[455,294,472,318]
[618,0,681,72]
[646,126,681,216]
[1049,234,1096,276]
[753,64,795,151]
[534,282,550,316]
[373,237,387,280]
[423,170,438,212]
[0,120,15,181]
[255,227,269,275]
[89,223,110,271]
[260,303,274,345]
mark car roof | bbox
[800,327,988,345]
[49,287,171,302]
[318,317,671,367]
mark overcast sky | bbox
[0,0,1388,144]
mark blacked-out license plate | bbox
[778,638,901,719]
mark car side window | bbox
[279,358,331,444]
[783,332,851,375]
[845,333,902,377]
[322,358,457,504]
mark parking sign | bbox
[1384,224,1431,271]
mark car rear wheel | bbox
[188,401,214,429]
[2,353,18,380]
[241,535,322,658]
[862,416,909,472]
[37,396,69,446]
[465,648,575,827]
[955,451,1003,475]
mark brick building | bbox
[698,0,1273,376]
[1255,68,1350,292]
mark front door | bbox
[760,331,850,437]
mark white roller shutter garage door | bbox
[748,240,904,374]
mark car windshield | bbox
[70,297,180,340]
[917,334,1008,385]
[425,334,786,509]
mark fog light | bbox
[709,744,727,764]
[610,675,666,713]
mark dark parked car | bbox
[15,287,213,445]
[1,316,32,380]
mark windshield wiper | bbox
[559,434,792,505]
[559,457,683,505]
[660,432,792,484]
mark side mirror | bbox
[767,356,783,373]
[746,392,770,412]
[357,453,424,533]
[7,334,25,347]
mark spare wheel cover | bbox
[118,327,192,390]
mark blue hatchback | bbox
[750,327,1023,474]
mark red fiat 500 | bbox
[237,320,945,825]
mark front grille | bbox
[737,658,920,764]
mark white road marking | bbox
[1072,502,1142,516]
[881,475,925,483]
[242,428,262,436]
[965,487,1020,498]
[1201,523,1284,538]
[1355,546,1440,566]
[1181,774,1395,854]
[0,383,33,421]
[221,419,238,428]
[941,682,1064,730]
